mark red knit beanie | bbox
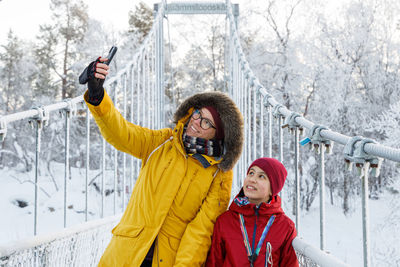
[247,157,288,197]
[204,106,224,140]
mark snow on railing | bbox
[293,237,350,267]
[0,215,121,267]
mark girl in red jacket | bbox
[206,157,299,267]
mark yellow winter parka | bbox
[85,90,243,266]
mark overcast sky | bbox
[0,0,346,47]
[0,0,159,41]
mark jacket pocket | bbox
[112,224,144,238]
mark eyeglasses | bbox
[191,109,216,130]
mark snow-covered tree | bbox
[241,0,400,214]
[128,1,153,43]
[0,30,36,169]
[35,0,89,100]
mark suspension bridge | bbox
[1,1,399,266]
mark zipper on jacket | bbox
[251,206,260,256]
[214,169,220,206]
[145,136,173,165]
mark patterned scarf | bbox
[182,129,223,157]
[234,195,272,207]
[234,196,251,207]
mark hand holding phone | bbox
[79,46,118,84]
[104,46,118,65]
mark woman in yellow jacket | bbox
[80,57,244,266]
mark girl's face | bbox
[243,165,272,205]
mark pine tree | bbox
[0,30,35,169]
[128,2,153,43]
[35,0,89,100]
[33,24,58,100]
[0,30,34,113]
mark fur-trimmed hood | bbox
[173,91,244,171]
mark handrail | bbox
[293,237,350,267]
[0,214,122,258]
[0,215,122,267]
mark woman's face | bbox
[186,108,216,140]
[243,165,272,205]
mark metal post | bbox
[260,97,264,158]
[155,5,164,128]
[150,45,156,128]
[278,115,283,209]
[142,56,146,128]
[229,22,235,98]
[223,13,229,94]
[241,72,245,185]
[85,108,90,222]
[113,83,118,214]
[130,65,135,195]
[268,106,272,158]
[252,88,256,160]
[319,145,326,250]
[278,116,283,162]
[235,50,242,189]
[34,120,42,236]
[362,162,371,267]
[136,56,141,185]
[123,75,127,210]
[295,127,300,234]
[146,51,151,127]
[237,51,242,184]
[233,4,239,31]
[64,110,71,228]
[246,77,250,166]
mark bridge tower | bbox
[153,1,239,126]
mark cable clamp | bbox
[29,106,50,129]
[272,104,284,121]
[282,111,303,135]
[262,93,273,108]
[63,99,77,117]
[300,124,333,154]
[344,137,382,177]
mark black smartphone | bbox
[104,46,118,65]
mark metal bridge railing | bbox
[225,0,400,266]
[0,215,121,267]
[0,215,347,267]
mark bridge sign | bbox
[166,2,227,14]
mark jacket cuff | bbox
[86,88,104,106]
[84,90,113,116]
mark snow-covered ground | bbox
[0,162,399,266]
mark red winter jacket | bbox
[206,190,299,267]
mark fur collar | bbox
[173,91,244,171]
